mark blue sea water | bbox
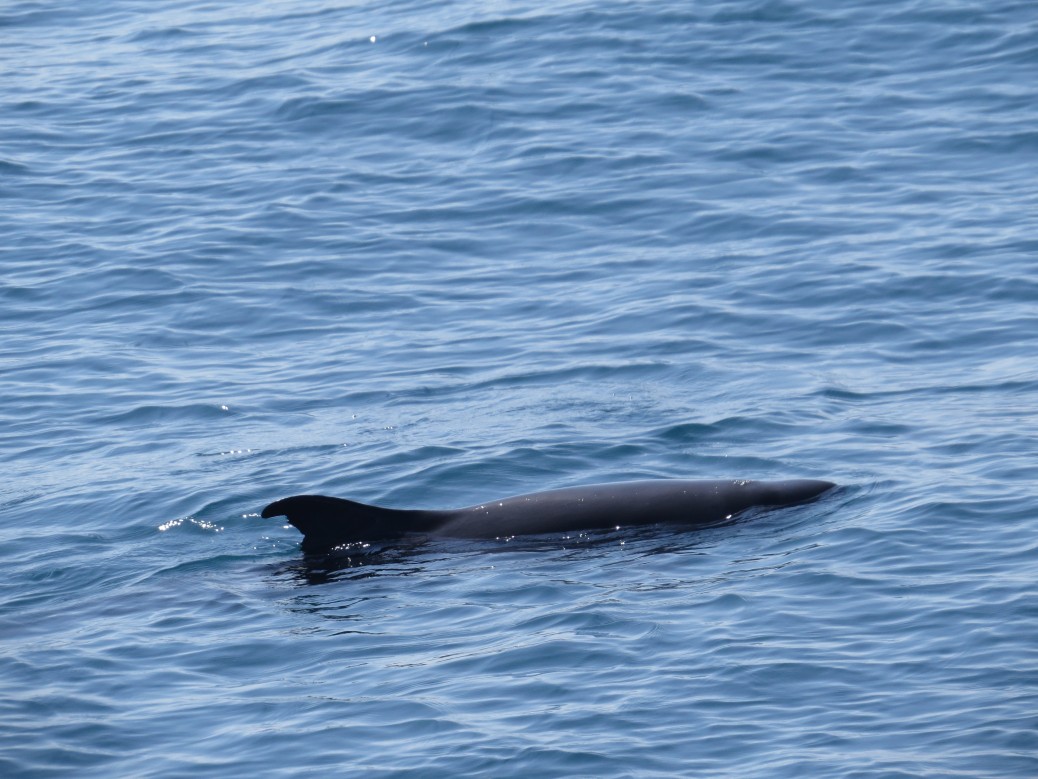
[2,0,1038,775]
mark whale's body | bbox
[262,479,835,552]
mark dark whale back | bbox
[262,479,835,552]
[261,495,445,553]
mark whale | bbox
[262,478,836,552]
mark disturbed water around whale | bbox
[3,0,1038,776]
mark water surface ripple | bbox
[2,0,1037,776]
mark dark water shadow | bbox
[274,539,436,585]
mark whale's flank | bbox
[262,478,836,553]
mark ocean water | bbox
[2,0,1037,775]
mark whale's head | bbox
[744,479,837,508]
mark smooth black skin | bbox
[262,479,836,553]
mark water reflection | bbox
[274,519,737,586]
[276,539,436,585]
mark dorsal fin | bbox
[261,495,432,552]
